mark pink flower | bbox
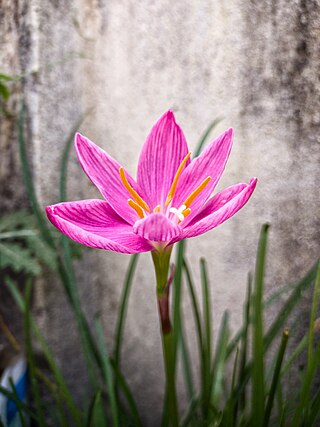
[46,111,257,254]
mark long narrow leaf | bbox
[307,262,320,369]
[95,319,119,427]
[114,254,139,366]
[291,344,320,427]
[193,117,223,158]
[85,391,104,427]
[200,257,212,419]
[210,311,229,408]
[24,280,46,426]
[264,261,318,350]
[263,329,289,427]
[252,224,269,426]
[18,103,54,247]
[173,240,185,363]
[110,360,143,427]
[59,112,91,202]
[183,259,204,357]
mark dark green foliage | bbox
[0,211,57,276]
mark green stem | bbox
[152,247,179,427]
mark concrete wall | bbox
[1,0,319,424]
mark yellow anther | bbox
[128,199,145,219]
[182,208,191,218]
[183,176,211,208]
[119,167,150,212]
[153,205,161,213]
[165,152,192,207]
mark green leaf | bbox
[114,254,139,367]
[291,344,320,427]
[26,235,58,271]
[193,117,223,158]
[0,73,20,81]
[252,224,269,426]
[0,210,34,232]
[110,360,143,427]
[59,112,92,202]
[307,262,320,369]
[183,259,204,358]
[200,257,213,420]
[263,329,289,427]
[0,82,10,101]
[210,311,230,408]
[85,391,104,427]
[0,241,41,275]
[237,274,252,413]
[264,260,318,351]
[24,280,47,426]
[95,319,119,427]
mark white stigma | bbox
[169,204,187,222]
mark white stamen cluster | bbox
[169,204,187,222]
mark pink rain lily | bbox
[46,111,257,254]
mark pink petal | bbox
[180,178,257,239]
[75,133,147,225]
[171,129,233,223]
[183,182,247,226]
[137,111,190,209]
[46,199,153,254]
[133,213,182,242]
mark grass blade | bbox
[183,259,204,358]
[95,319,119,427]
[263,329,289,427]
[264,261,318,351]
[173,240,185,362]
[252,224,269,426]
[18,103,54,247]
[291,344,320,427]
[238,274,252,412]
[307,262,320,369]
[85,391,104,427]
[193,117,223,158]
[179,321,195,403]
[210,311,229,408]
[110,360,143,427]
[200,257,212,419]
[24,279,46,426]
[8,379,28,427]
[114,254,139,367]
[59,111,91,202]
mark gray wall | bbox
[1,1,319,424]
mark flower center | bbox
[119,154,211,222]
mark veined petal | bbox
[182,182,247,227]
[171,128,233,222]
[75,133,146,224]
[180,178,257,239]
[46,199,153,254]
[133,213,182,242]
[137,111,190,209]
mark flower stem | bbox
[152,247,179,427]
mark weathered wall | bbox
[1,0,319,424]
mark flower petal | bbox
[46,199,153,254]
[137,111,190,209]
[133,213,182,242]
[180,178,257,239]
[75,133,146,224]
[171,128,233,223]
